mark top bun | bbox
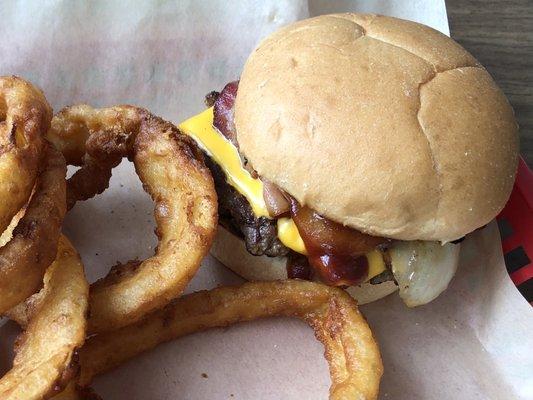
[235,14,518,242]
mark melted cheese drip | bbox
[178,108,385,281]
[277,217,307,255]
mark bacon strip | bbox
[213,81,239,147]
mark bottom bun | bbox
[211,226,398,305]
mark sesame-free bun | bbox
[210,226,398,305]
[235,14,519,242]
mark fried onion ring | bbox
[77,280,382,400]
[47,105,217,334]
[0,76,52,233]
[0,144,67,314]
[0,235,89,400]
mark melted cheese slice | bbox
[179,108,270,218]
[178,108,385,281]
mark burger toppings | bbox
[277,217,307,253]
[289,201,387,258]
[212,81,261,181]
[179,84,391,288]
[213,81,239,147]
[388,240,460,307]
[314,254,369,287]
[206,156,289,257]
[179,106,270,218]
[289,199,388,286]
[286,252,312,280]
[262,178,291,218]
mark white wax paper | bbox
[1,1,532,399]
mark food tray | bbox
[498,157,533,303]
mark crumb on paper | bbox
[201,373,208,378]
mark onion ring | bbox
[77,280,382,399]
[0,208,25,248]
[0,144,67,314]
[47,105,217,334]
[0,235,89,400]
[0,76,52,233]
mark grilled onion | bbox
[389,240,460,307]
[263,179,290,217]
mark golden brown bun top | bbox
[235,13,519,241]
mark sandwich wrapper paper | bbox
[1,1,531,399]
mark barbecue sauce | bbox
[290,199,386,286]
[286,252,312,280]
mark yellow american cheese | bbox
[277,217,307,255]
[179,108,270,218]
[366,249,387,280]
[178,108,385,281]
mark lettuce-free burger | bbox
[180,14,518,306]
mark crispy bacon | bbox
[213,81,239,147]
[290,199,387,286]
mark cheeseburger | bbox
[179,14,518,306]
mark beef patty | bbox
[206,157,289,257]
